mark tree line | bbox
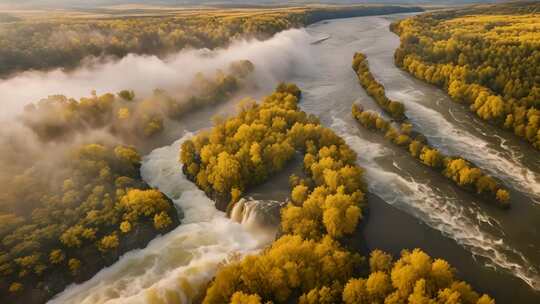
[0,5,421,77]
[180,83,494,303]
[391,2,540,150]
[352,52,406,121]
[352,104,510,208]
[351,52,510,208]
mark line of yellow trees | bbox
[391,3,540,150]
[352,104,510,208]
[351,52,510,208]
[181,84,495,303]
[352,53,406,121]
[0,5,420,77]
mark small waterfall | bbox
[229,198,286,243]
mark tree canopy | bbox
[352,104,510,208]
[392,2,540,150]
[0,143,178,299]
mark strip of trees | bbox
[352,52,406,121]
[0,5,421,77]
[181,83,495,303]
[351,52,510,208]
[391,2,540,150]
[352,104,510,208]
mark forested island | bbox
[183,84,495,304]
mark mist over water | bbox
[48,134,276,304]
[0,29,314,120]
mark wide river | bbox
[48,14,540,303]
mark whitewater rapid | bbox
[48,134,273,304]
[331,117,540,291]
[388,88,540,201]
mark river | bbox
[292,14,540,303]
[48,14,540,303]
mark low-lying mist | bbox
[0,27,315,198]
[0,28,314,120]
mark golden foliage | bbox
[203,235,361,303]
[0,142,177,289]
[8,282,23,293]
[229,291,263,304]
[153,211,173,230]
[68,258,81,275]
[120,221,132,233]
[352,106,510,208]
[98,233,119,252]
[392,3,540,149]
[49,249,65,265]
[352,52,406,121]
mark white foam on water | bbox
[230,198,284,244]
[331,117,540,291]
[48,133,271,304]
[389,89,540,201]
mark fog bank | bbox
[0,28,314,120]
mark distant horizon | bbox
[0,0,503,10]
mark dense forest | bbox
[0,142,180,301]
[181,84,494,303]
[351,52,510,208]
[391,2,540,150]
[0,5,421,77]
